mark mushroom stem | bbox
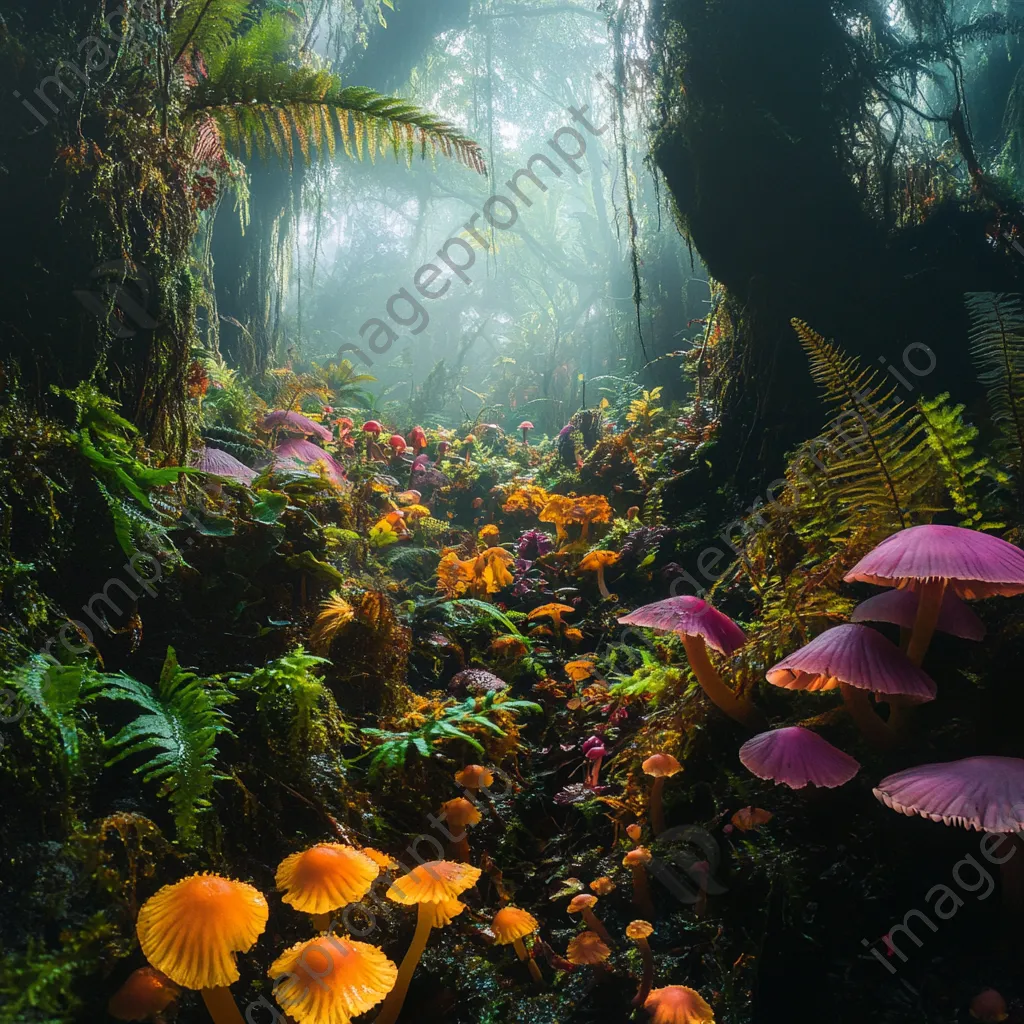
[630,938,654,1008]
[630,865,655,919]
[906,579,948,667]
[650,777,668,837]
[512,937,543,983]
[375,903,434,1024]
[311,912,332,932]
[450,835,471,863]
[840,683,895,747]
[680,635,765,730]
[201,987,246,1024]
[595,566,611,599]
[581,908,614,947]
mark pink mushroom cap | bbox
[844,524,1024,599]
[361,420,383,435]
[873,756,1024,832]
[261,409,332,443]
[274,438,347,486]
[739,726,860,789]
[519,421,534,431]
[194,446,257,485]
[618,596,746,655]
[766,623,936,700]
[851,588,985,641]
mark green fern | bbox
[917,392,1003,529]
[102,648,231,845]
[791,318,938,535]
[229,646,349,756]
[4,655,103,772]
[359,692,541,776]
[966,291,1024,507]
[186,13,485,173]
[170,0,251,62]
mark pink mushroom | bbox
[766,623,935,745]
[739,726,861,789]
[583,736,606,788]
[261,409,332,443]
[845,524,1024,666]
[519,421,534,443]
[619,596,763,729]
[437,440,451,458]
[194,446,257,486]
[851,587,985,642]
[874,756,1024,908]
[273,438,347,486]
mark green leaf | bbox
[251,489,289,524]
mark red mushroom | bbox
[619,597,763,729]
[519,420,534,443]
[408,425,427,453]
[739,726,861,789]
[845,524,1024,666]
[766,623,935,745]
[388,434,407,457]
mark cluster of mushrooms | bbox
[108,762,716,1024]
[618,523,1024,915]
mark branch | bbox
[475,3,605,21]
[174,0,218,64]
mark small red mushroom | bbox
[519,420,534,443]
[388,434,407,456]
[408,425,427,453]
[362,420,383,435]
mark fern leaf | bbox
[103,648,230,845]
[966,291,1024,504]
[791,318,937,535]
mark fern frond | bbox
[170,0,250,63]
[103,648,231,845]
[966,291,1024,505]
[791,318,938,536]
[5,655,103,769]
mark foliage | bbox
[103,648,232,845]
[360,691,540,775]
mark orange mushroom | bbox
[360,846,400,872]
[567,893,614,947]
[580,549,620,599]
[642,753,682,836]
[624,848,656,918]
[491,635,529,659]
[539,495,576,545]
[575,495,613,542]
[644,985,716,1024]
[108,967,180,1022]
[589,876,616,895]
[270,934,397,1024]
[566,930,611,968]
[528,603,575,633]
[626,823,643,842]
[626,920,654,1007]
[439,797,482,861]
[376,861,481,1024]
[492,905,543,983]
[730,806,773,831]
[565,659,596,682]
[275,843,380,932]
[455,763,499,817]
[136,873,268,1024]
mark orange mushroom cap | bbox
[642,753,682,778]
[624,847,653,867]
[360,847,400,871]
[270,935,397,1024]
[644,985,716,1024]
[567,894,598,914]
[626,920,654,941]
[107,967,180,1021]
[590,877,616,895]
[565,659,596,682]
[580,550,620,571]
[528,603,575,624]
[564,627,585,643]
[566,930,611,965]
[491,906,540,944]
[455,764,495,790]
[423,897,468,928]
[440,797,483,830]
[730,806,774,831]
[386,860,481,905]
[626,824,643,841]
[137,873,268,990]
[276,844,380,915]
